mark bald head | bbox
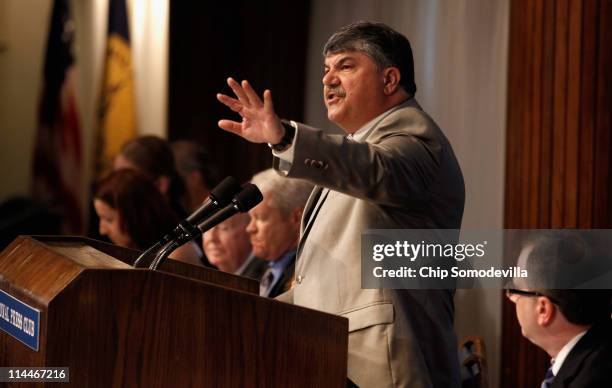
[203,212,252,273]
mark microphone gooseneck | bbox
[132,176,241,268]
[148,183,263,270]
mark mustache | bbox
[326,87,346,98]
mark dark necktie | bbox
[259,268,274,297]
[541,365,554,388]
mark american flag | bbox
[31,0,83,234]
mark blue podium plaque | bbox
[0,289,40,351]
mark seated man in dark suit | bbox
[248,169,312,298]
[506,233,612,388]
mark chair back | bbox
[459,335,489,388]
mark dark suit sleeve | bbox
[274,111,443,207]
[552,320,612,388]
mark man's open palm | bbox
[217,77,284,144]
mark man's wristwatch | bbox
[268,120,296,152]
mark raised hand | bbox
[216,78,285,144]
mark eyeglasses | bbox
[505,289,558,304]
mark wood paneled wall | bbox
[502,0,611,387]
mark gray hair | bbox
[323,21,417,96]
[251,169,313,215]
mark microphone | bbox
[132,176,242,267]
[148,183,263,270]
[186,176,242,225]
[197,183,263,233]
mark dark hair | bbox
[522,231,612,325]
[118,135,186,217]
[94,169,180,250]
[323,21,417,96]
[170,140,221,190]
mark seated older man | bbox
[203,212,267,280]
[248,169,313,298]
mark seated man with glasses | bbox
[506,233,612,388]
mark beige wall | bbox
[0,0,168,203]
[0,0,51,200]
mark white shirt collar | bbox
[347,113,381,141]
[347,98,413,141]
[551,330,588,375]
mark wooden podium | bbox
[0,236,348,387]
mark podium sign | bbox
[0,289,40,351]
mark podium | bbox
[0,236,348,387]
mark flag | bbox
[94,0,137,178]
[31,0,84,234]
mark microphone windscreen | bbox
[234,183,263,212]
[210,176,242,205]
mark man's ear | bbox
[291,207,304,227]
[383,67,401,95]
[536,296,556,326]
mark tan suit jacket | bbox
[274,98,464,388]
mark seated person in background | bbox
[507,233,612,388]
[248,169,313,298]
[93,169,203,266]
[114,135,187,218]
[203,213,267,280]
[171,140,222,213]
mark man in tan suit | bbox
[217,21,464,388]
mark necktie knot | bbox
[541,365,555,388]
[259,268,275,297]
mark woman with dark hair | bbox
[93,169,202,266]
[114,135,187,218]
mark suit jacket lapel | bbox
[297,187,330,257]
[268,252,296,298]
[301,186,323,232]
[552,321,609,388]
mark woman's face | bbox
[93,199,133,248]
